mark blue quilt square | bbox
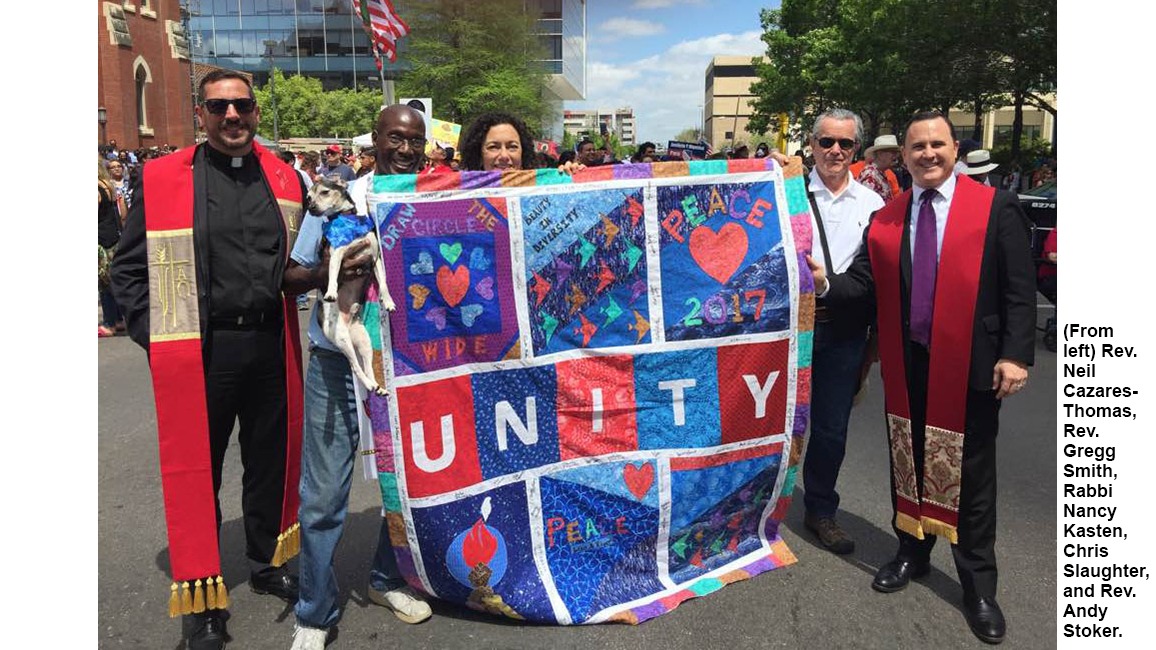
[633,348,721,450]
[402,234,502,343]
[473,366,561,479]
[408,482,557,622]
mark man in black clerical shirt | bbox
[111,70,308,650]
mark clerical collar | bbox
[204,144,254,169]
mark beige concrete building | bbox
[948,96,1056,150]
[704,56,767,150]
[563,107,637,146]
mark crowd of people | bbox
[100,69,1049,649]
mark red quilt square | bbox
[415,171,462,192]
[716,339,790,444]
[572,165,615,183]
[727,158,770,174]
[555,355,638,460]
[396,374,483,498]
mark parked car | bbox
[1019,179,1056,229]
[1019,179,1056,351]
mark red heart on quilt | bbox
[689,222,748,285]
[623,462,654,500]
[436,265,471,307]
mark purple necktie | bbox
[910,189,938,346]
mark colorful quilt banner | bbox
[363,158,817,624]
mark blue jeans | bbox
[99,286,121,327]
[295,348,405,629]
[802,323,868,519]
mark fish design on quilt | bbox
[596,262,616,294]
[553,258,573,286]
[599,214,620,248]
[573,313,598,347]
[577,238,596,269]
[541,313,559,344]
[601,296,623,327]
[530,271,552,307]
[623,240,643,273]
[628,309,650,343]
[566,284,588,315]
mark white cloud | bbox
[568,30,766,145]
[598,17,665,37]
[631,0,705,8]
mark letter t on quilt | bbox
[360,158,817,624]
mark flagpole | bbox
[381,65,394,107]
[359,0,405,108]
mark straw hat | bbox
[863,134,900,158]
[962,149,999,175]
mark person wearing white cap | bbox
[856,134,902,201]
[961,149,999,186]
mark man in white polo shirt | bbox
[798,108,884,554]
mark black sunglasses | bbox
[202,98,257,115]
[816,137,857,150]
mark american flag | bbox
[353,0,410,68]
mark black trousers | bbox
[203,323,288,565]
[892,343,1001,599]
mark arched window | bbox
[133,56,154,137]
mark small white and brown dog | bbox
[307,177,396,396]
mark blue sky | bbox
[568,1,778,145]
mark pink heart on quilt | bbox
[475,276,495,300]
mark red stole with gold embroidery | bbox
[868,175,993,543]
[143,142,304,616]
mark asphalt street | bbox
[98,305,1058,649]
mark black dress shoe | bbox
[871,557,930,593]
[964,595,1006,644]
[250,567,299,602]
[184,611,227,650]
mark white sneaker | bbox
[289,624,328,650]
[368,585,433,624]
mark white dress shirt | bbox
[808,168,885,274]
[909,173,958,262]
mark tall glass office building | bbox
[187,1,384,91]
[187,0,585,103]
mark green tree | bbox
[317,87,386,139]
[560,130,576,152]
[596,133,632,161]
[749,0,1055,160]
[749,0,914,142]
[253,69,385,140]
[253,69,325,140]
[672,127,701,143]
[395,0,551,135]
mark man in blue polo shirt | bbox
[282,104,431,650]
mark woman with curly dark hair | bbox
[459,112,537,171]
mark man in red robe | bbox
[810,111,1035,644]
[111,70,307,650]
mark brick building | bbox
[98,0,195,149]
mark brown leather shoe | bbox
[803,513,855,554]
